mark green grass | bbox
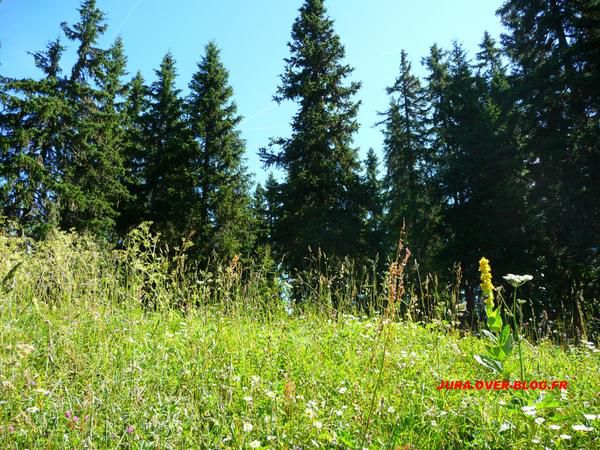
[0,228,598,448]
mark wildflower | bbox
[243,422,253,432]
[499,422,513,432]
[535,417,545,425]
[313,421,322,429]
[549,424,561,430]
[266,435,276,441]
[126,425,134,434]
[338,387,347,394]
[522,405,537,416]
[265,390,276,399]
[243,396,253,403]
[387,406,396,414]
[249,440,261,448]
[26,406,39,413]
[65,410,72,419]
[532,438,540,444]
[584,414,598,421]
[572,424,594,432]
[559,434,572,440]
[503,274,533,288]
[479,257,494,306]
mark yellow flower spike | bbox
[478,257,495,307]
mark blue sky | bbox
[0,0,505,184]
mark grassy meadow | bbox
[0,227,598,449]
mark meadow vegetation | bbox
[1,226,598,449]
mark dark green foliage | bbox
[187,42,253,262]
[261,0,366,270]
[0,39,68,237]
[143,53,195,246]
[498,0,600,314]
[361,149,385,263]
[116,71,148,236]
[58,0,128,238]
[380,50,437,269]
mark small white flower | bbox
[313,421,322,429]
[265,390,276,399]
[243,422,253,432]
[549,424,561,430]
[243,396,253,402]
[522,405,537,416]
[249,440,261,448]
[584,414,598,421]
[532,438,540,444]
[572,424,594,432]
[266,435,276,441]
[503,274,533,287]
[499,422,513,432]
[26,406,39,413]
[387,406,396,414]
[305,408,316,419]
[431,420,438,427]
[535,417,545,425]
[335,409,343,416]
[251,376,261,386]
[559,434,572,440]
[338,386,347,394]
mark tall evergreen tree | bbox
[498,0,600,310]
[58,0,128,237]
[0,39,67,236]
[260,0,365,271]
[380,50,436,268]
[144,52,195,246]
[187,41,253,261]
[117,71,148,235]
[361,148,385,263]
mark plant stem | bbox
[513,287,525,380]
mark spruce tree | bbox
[498,0,600,314]
[380,50,436,268]
[59,0,128,237]
[260,0,365,271]
[361,148,385,263]
[0,39,67,236]
[187,41,253,261]
[144,52,195,246]
[117,71,148,235]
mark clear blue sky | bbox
[0,0,505,184]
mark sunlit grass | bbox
[0,227,598,448]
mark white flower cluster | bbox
[503,274,533,287]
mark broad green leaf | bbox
[474,354,504,374]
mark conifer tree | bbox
[0,39,67,236]
[117,71,148,235]
[144,52,195,246]
[380,50,436,268]
[187,41,253,261]
[361,148,385,263]
[498,0,600,309]
[261,0,365,270]
[59,0,128,237]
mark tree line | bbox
[1,0,598,324]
